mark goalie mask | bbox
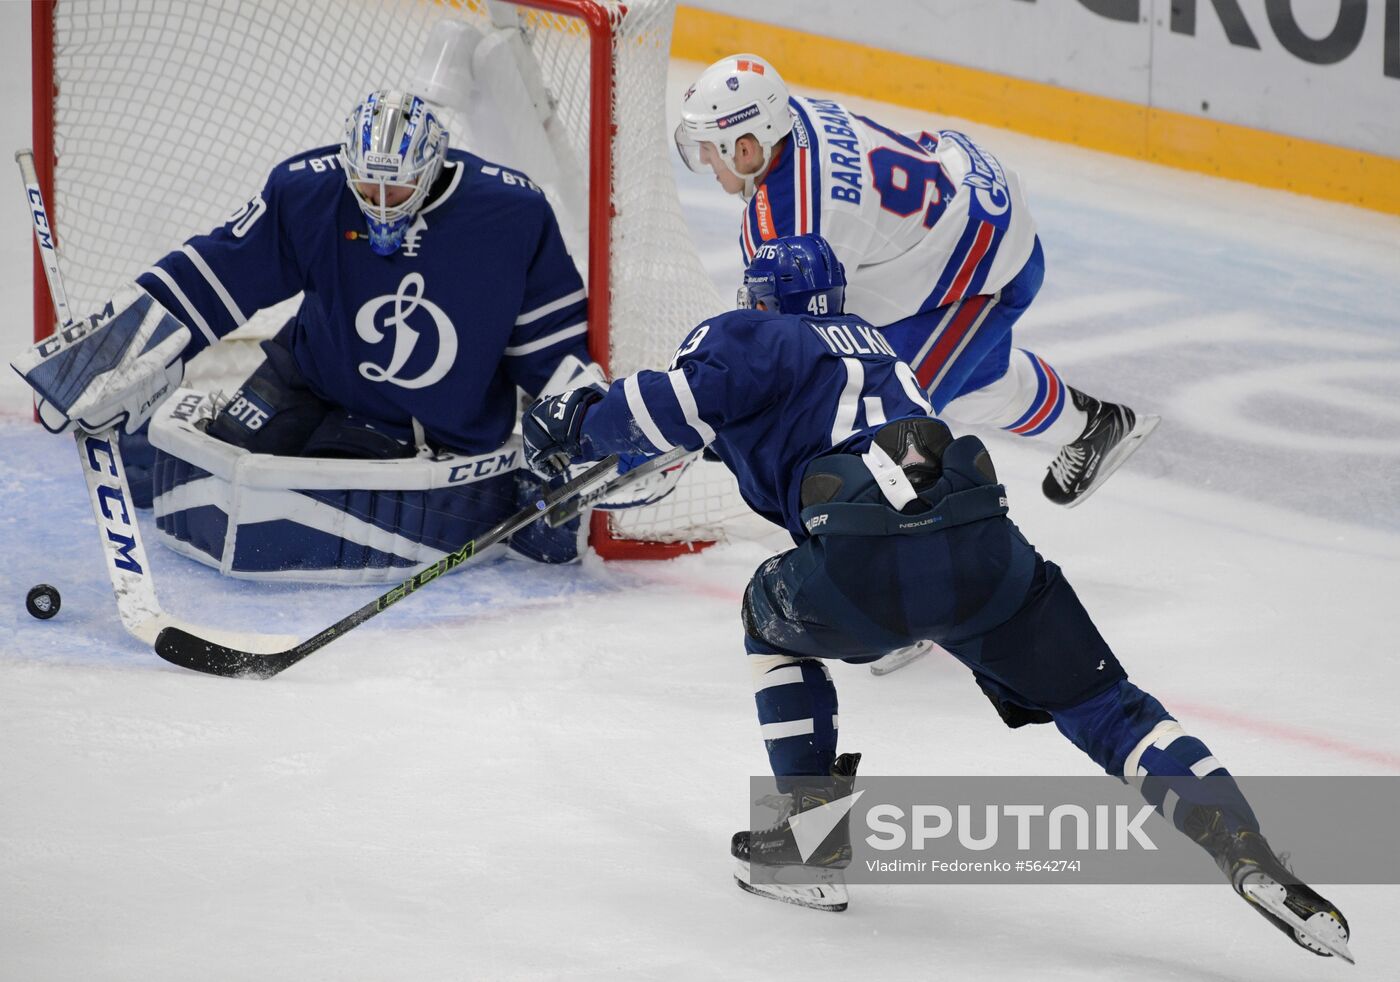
[738,234,846,317]
[339,89,449,255]
[674,54,793,201]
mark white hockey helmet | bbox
[674,54,792,200]
[339,89,449,255]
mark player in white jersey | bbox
[674,55,1159,507]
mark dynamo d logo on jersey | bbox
[716,103,760,129]
[355,272,458,389]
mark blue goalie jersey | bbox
[136,145,590,454]
[579,308,938,541]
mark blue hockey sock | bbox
[1124,720,1259,838]
[751,655,839,788]
[1054,680,1259,837]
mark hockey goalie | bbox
[11,21,685,584]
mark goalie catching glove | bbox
[10,287,189,434]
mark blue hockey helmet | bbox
[738,234,847,317]
[339,89,449,255]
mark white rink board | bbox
[683,0,1400,157]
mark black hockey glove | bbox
[523,385,605,479]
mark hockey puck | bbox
[26,584,61,620]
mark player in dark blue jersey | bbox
[13,89,608,577]
[520,235,1350,961]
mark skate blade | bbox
[1065,413,1161,509]
[1241,874,1355,964]
[734,859,849,912]
[871,639,934,676]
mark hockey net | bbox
[33,0,762,557]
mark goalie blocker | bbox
[149,389,686,583]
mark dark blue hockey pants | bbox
[742,516,1259,835]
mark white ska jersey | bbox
[739,96,1039,327]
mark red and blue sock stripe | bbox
[1004,352,1065,437]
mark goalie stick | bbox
[15,149,296,654]
[154,446,692,679]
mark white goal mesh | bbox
[40,0,756,552]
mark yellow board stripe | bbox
[673,6,1400,217]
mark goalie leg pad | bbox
[149,389,527,583]
[506,468,582,564]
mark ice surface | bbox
[1,6,1397,977]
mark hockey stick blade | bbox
[545,446,694,527]
[154,455,622,679]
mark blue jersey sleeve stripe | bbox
[623,374,676,453]
[179,244,248,327]
[138,265,218,346]
[516,287,587,326]
[666,369,716,445]
[503,319,587,357]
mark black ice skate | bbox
[1042,388,1159,507]
[1188,808,1354,963]
[732,752,861,912]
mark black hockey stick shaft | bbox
[154,453,622,679]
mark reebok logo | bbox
[790,790,865,862]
